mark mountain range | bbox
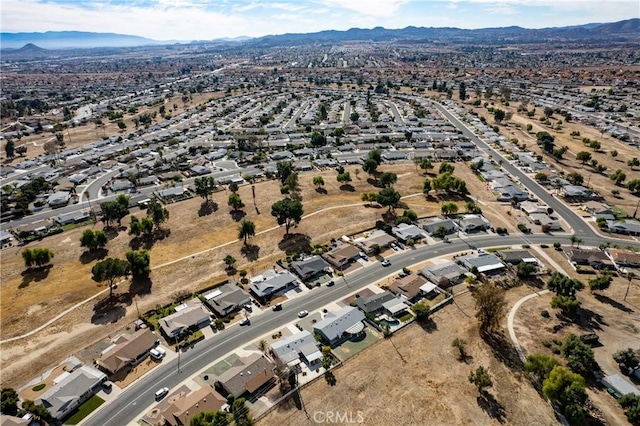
[1,18,638,50]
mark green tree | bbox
[80,229,108,252]
[238,219,256,245]
[517,261,537,278]
[465,201,481,214]
[336,172,352,185]
[439,162,455,174]
[350,111,359,123]
[419,158,433,172]
[189,410,232,426]
[459,81,466,100]
[271,198,304,235]
[452,338,467,361]
[525,353,561,381]
[22,247,54,269]
[588,273,612,292]
[551,295,580,317]
[379,172,397,188]
[526,123,533,132]
[194,176,216,202]
[589,140,601,150]
[362,158,378,175]
[627,179,640,193]
[284,172,300,193]
[4,139,15,158]
[576,151,591,164]
[147,199,169,229]
[547,272,584,297]
[493,109,505,123]
[1,388,19,416]
[20,400,52,422]
[618,394,640,425]
[310,131,326,147]
[441,202,458,216]
[613,348,640,372]
[411,303,430,320]
[276,161,293,186]
[422,179,432,195]
[223,254,236,270]
[91,258,130,297]
[566,172,584,185]
[468,366,493,392]
[562,334,598,376]
[228,193,245,212]
[376,187,401,213]
[472,283,507,333]
[126,250,151,282]
[611,169,627,185]
[537,131,555,153]
[312,176,325,189]
[231,397,254,426]
[229,182,239,193]
[368,148,382,165]
[100,200,129,228]
[628,157,640,169]
[610,150,618,158]
[542,366,587,424]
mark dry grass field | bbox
[0,161,524,387]
[258,289,559,426]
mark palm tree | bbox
[238,220,256,245]
[258,339,269,357]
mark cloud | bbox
[322,0,411,17]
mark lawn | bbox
[64,395,105,425]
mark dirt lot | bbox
[513,249,639,425]
[0,161,525,388]
[259,290,558,426]
[468,102,640,217]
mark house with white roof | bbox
[270,330,323,370]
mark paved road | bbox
[387,101,405,124]
[342,100,351,124]
[86,231,640,426]
[284,100,309,130]
[433,102,595,238]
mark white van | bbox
[155,387,169,400]
[150,347,166,360]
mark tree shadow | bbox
[367,177,381,188]
[417,317,438,333]
[339,184,355,192]
[103,227,120,240]
[324,371,337,386]
[91,293,131,325]
[241,244,260,261]
[231,210,247,222]
[129,277,152,296]
[593,293,634,314]
[481,331,523,371]
[19,265,53,288]
[315,187,327,195]
[477,390,506,423]
[198,201,218,217]
[79,248,108,264]
[278,233,312,255]
[577,307,607,331]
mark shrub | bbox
[541,310,550,318]
[32,384,46,392]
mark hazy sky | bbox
[1,0,638,41]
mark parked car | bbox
[155,387,169,400]
[150,347,167,360]
[359,252,369,261]
[272,303,283,311]
[381,259,391,267]
[244,304,253,312]
[239,318,251,326]
[102,381,113,390]
[298,310,309,318]
[390,243,399,251]
[327,280,335,287]
[398,270,408,278]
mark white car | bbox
[150,347,166,360]
[381,259,391,267]
[297,310,309,318]
[155,387,169,400]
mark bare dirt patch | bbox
[258,291,557,426]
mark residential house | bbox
[291,256,331,281]
[54,210,90,226]
[498,249,539,265]
[519,201,548,215]
[1,230,14,247]
[457,252,506,274]
[354,230,397,254]
[159,302,212,339]
[215,353,275,399]
[456,215,491,233]
[355,291,398,316]
[607,220,640,236]
[391,223,425,242]
[47,191,71,207]
[157,186,187,199]
[203,283,251,317]
[138,175,160,187]
[110,179,134,192]
[35,365,107,420]
[600,374,640,397]
[0,414,31,426]
[190,165,211,176]
[562,185,593,199]
[388,273,430,303]
[528,213,561,230]
[14,220,51,237]
[582,201,612,216]
[496,185,529,202]
[565,248,615,270]
[270,330,323,369]
[161,386,228,426]
[96,328,158,374]
[322,243,361,270]
[421,217,458,236]
[313,306,366,346]
[607,249,640,270]
[419,262,468,287]
[249,270,298,299]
